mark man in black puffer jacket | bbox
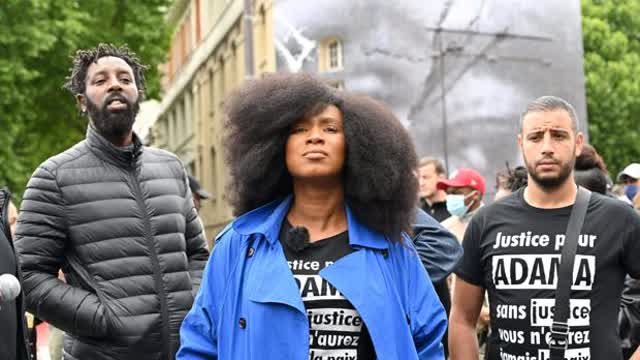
[15,44,209,360]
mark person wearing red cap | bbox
[437,168,486,243]
[437,168,488,356]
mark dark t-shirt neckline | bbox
[516,187,574,216]
[282,220,348,249]
[278,220,376,359]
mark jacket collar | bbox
[232,195,389,250]
[86,126,143,168]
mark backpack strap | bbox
[549,187,591,359]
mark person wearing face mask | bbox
[436,168,488,355]
[618,163,640,205]
[437,168,486,243]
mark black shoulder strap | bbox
[549,186,592,359]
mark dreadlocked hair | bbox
[63,43,147,96]
[223,72,418,243]
[497,163,528,193]
[506,165,529,192]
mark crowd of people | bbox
[2,43,640,360]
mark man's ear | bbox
[517,133,523,148]
[76,94,87,113]
[138,89,145,101]
[575,131,585,157]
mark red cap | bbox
[436,168,486,194]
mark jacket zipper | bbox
[128,169,171,359]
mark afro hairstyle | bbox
[223,72,418,242]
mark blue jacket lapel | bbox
[247,236,306,315]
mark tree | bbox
[582,0,640,178]
[0,0,172,200]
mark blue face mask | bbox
[625,184,638,202]
[446,192,477,217]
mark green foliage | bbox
[582,0,640,178]
[0,0,172,200]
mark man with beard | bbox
[449,96,640,360]
[15,44,209,360]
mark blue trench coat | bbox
[178,196,447,359]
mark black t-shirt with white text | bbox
[279,221,376,360]
[456,188,640,360]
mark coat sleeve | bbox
[412,207,463,283]
[182,172,210,295]
[406,238,448,359]
[178,226,234,360]
[15,165,108,337]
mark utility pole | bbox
[426,26,552,175]
[437,31,451,175]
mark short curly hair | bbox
[63,43,147,96]
[224,73,418,242]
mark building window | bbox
[209,146,217,201]
[217,56,225,100]
[230,42,237,86]
[328,39,342,70]
[319,38,343,72]
[328,80,344,90]
[176,101,184,147]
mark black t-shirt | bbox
[279,221,376,360]
[420,198,451,223]
[456,188,640,360]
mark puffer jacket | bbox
[15,127,209,360]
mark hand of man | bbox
[479,306,490,325]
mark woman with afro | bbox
[178,73,447,359]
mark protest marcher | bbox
[418,158,451,222]
[494,165,528,201]
[0,188,30,360]
[15,44,209,360]
[574,143,610,195]
[438,168,486,243]
[413,206,463,358]
[187,175,211,213]
[178,73,447,359]
[450,96,640,360]
[618,163,640,205]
